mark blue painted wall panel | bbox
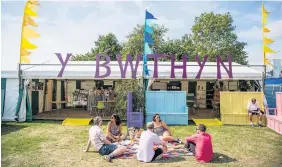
[146,91,188,125]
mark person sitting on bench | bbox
[184,124,213,163]
[247,98,264,127]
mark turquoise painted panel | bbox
[146,91,188,125]
[165,92,175,113]
[155,92,165,113]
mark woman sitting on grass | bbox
[152,113,182,143]
[106,114,125,142]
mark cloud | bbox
[238,19,282,40]
[1,1,281,71]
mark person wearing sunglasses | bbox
[106,114,125,142]
[247,98,264,127]
[85,116,127,163]
[184,124,213,163]
[152,113,182,143]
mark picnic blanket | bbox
[116,141,190,159]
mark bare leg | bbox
[162,131,176,142]
[112,146,127,157]
[258,113,263,125]
[85,139,91,152]
[248,113,253,125]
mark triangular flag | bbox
[21,56,31,64]
[145,43,153,54]
[146,10,157,20]
[263,27,270,33]
[262,2,269,16]
[27,3,38,11]
[23,15,38,27]
[25,6,38,17]
[20,48,31,57]
[28,0,40,5]
[264,58,273,66]
[145,24,153,34]
[263,37,274,44]
[23,26,40,38]
[22,38,37,49]
[145,32,154,44]
[264,45,276,54]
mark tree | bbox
[157,35,195,61]
[72,33,122,61]
[190,12,248,64]
[121,24,168,58]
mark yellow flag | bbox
[264,58,273,66]
[263,27,270,32]
[27,3,38,12]
[263,37,274,44]
[25,6,38,17]
[28,0,40,5]
[20,48,31,57]
[264,45,276,54]
[23,26,40,38]
[21,56,30,64]
[22,38,37,49]
[23,15,38,27]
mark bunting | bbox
[262,1,276,67]
[20,0,40,64]
[143,10,157,76]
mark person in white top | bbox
[247,98,264,127]
[137,122,167,163]
[85,117,127,163]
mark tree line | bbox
[72,12,248,65]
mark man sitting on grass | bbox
[85,116,127,163]
[247,98,264,127]
[184,124,213,163]
[137,122,168,163]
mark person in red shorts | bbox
[184,124,213,163]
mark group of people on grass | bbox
[85,113,213,163]
[85,97,267,163]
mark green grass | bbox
[2,121,282,167]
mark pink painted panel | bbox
[276,92,282,117]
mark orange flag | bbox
[21,56,31,64]
[20,48,31,57]
[263,37,274,44]
[23,15,38,27]
[263,27,270,33]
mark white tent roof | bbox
[2,61,263,80]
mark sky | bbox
[1,0,282,71]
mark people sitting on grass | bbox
[85,116,127,163]
[152,113,182,143]
[184,124,213,163]
[137,122,168,163]
[247,98,264,127]
[106,114,125,142]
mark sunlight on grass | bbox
[2,121,282,167]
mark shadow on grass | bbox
[152,156,186,163]
[1,124,28,136]
[211,152,237,163]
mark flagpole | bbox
[143,10,147,125]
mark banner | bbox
[20,0,40,64]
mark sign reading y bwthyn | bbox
[55,53,233,79]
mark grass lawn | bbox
[2,121,282,167]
